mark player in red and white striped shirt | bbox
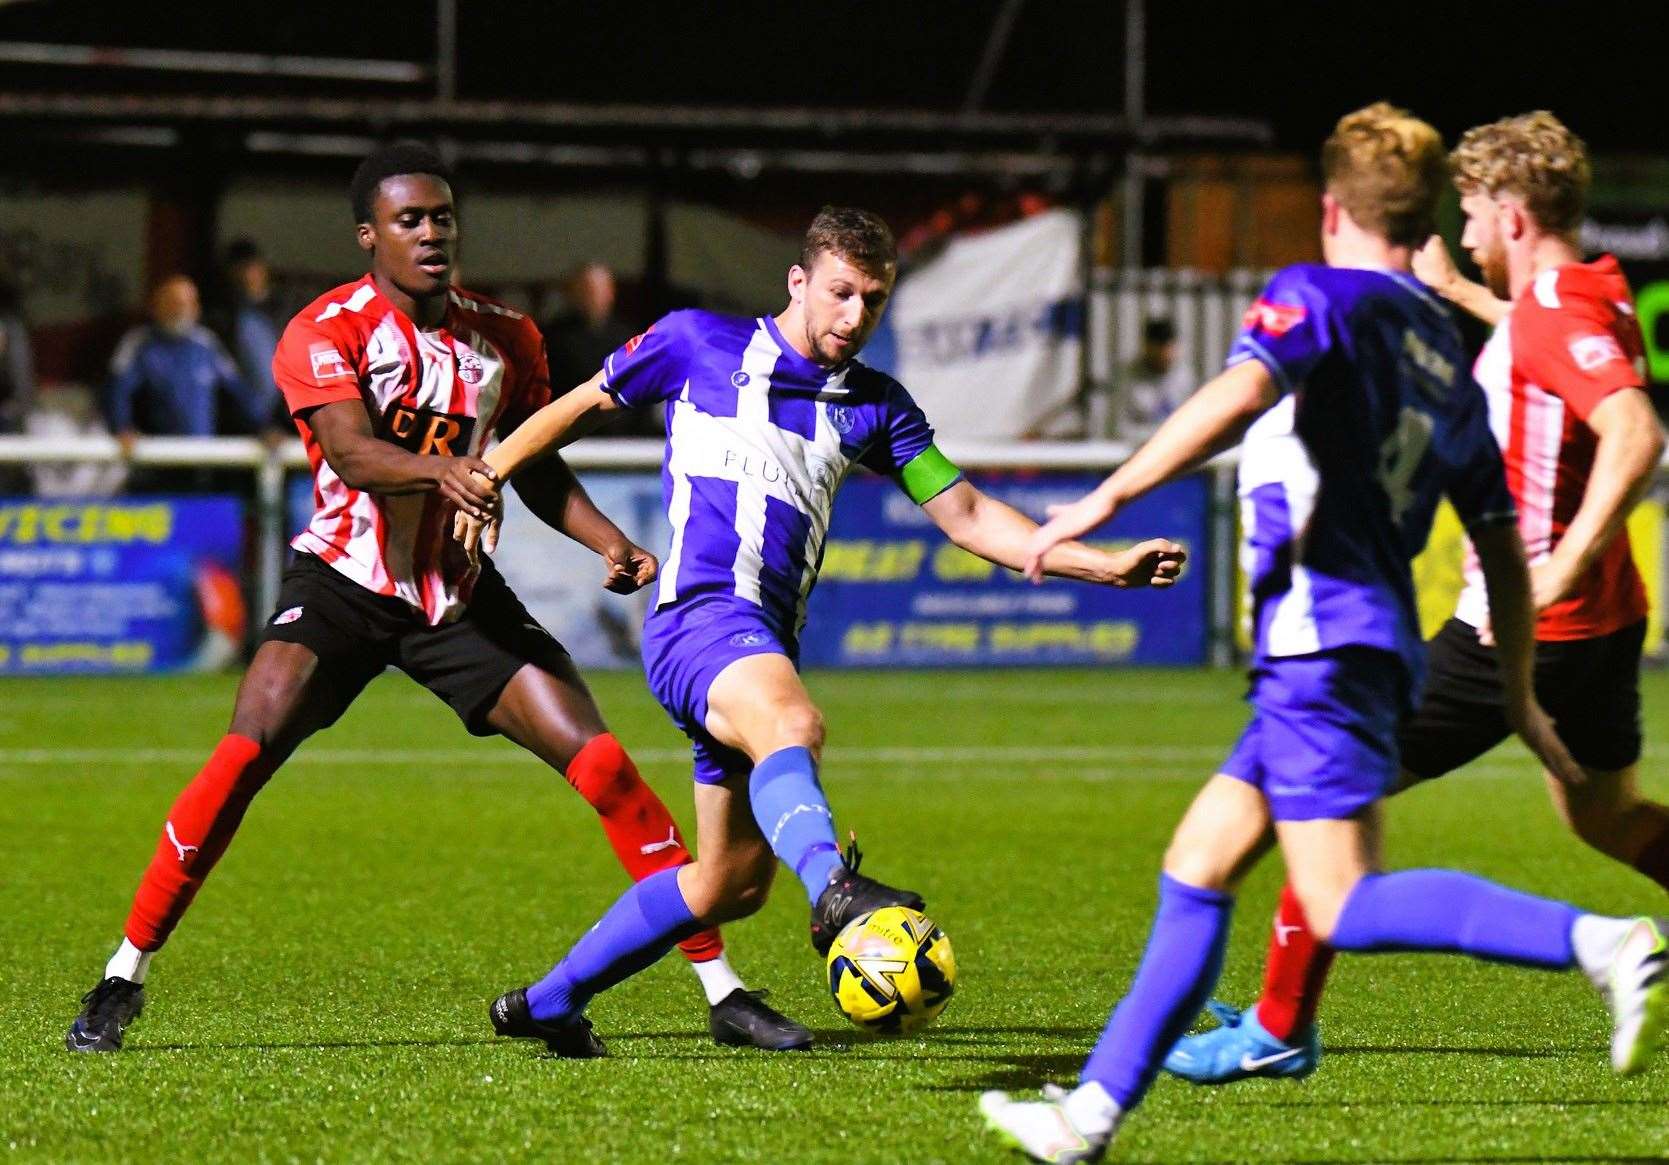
[1166,111,1669,1086]
[67,143,808,1057]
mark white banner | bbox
[863,209,1085,439]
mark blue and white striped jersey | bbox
[603,309,955,638]
[1228,265,1516,685]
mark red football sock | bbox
[125,734,273,951]
[566,733,723,964]
[1255,882,1336,1042]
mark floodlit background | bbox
[3,5,1669,1162]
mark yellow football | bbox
[826,906,956,1035]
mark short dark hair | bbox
[222,237,262,268]
[799,206,896,275]
[1142,317,1176,346]
[349,141,453,224]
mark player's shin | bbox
[747,746,843,901]
[124,734,274,957]
[1256,882,1336,1041]
[563,732,726,969]
[1081,875,1235,1112]
[524,868,702,1022]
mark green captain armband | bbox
[897,444,963,505]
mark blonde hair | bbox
[1449,111,1590,234]
[1320,102,1446,247]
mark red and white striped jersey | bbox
[272,276,551,625]
[1456,255,1649,640]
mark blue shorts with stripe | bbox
[1220,646,1412,821]
[641,595,797,785]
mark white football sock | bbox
[1572,914,1637,988]
[105,938,153,985]
[690,954,746,1005]
[1063,1080,1122,1140]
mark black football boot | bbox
[709,988,814,1051]
[809,836,925,955]
[488,988,607,1058]
[66,976,146,1053]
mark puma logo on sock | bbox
[166,821,200,864]
[640,827,680,856]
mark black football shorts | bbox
[1399,617,1645,781]
[256,552,572,735]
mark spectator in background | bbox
[1112,317,1195,442]
[543,262,658,436]
[0,274,35,435]
[105,276,275,447]
[1026,317,1194,442]
[544,262,635,389]
[206,239,284,433]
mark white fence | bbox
[1090,267,1272,394]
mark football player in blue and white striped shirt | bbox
[459,206,1187,1054]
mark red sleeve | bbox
[495,318,553,437]
[1512,290,1646,423]
[272,313,364,417]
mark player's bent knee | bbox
[228,646,330,752]
[1160,840,1239,894]
[787,705,826,753]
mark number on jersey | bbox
[1377,406,1434,530]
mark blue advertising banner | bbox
[799,471,1209,667]
[0,496,247,673]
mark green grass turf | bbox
[4,668,1669,1163]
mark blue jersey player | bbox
[981,104,1669,1161]
[456,207,1188,1055]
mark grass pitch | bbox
[5,667,1669,1163]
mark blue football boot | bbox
[1162,1000,1320,1084]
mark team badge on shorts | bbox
[273,606,304,625]
[729,630,768,647]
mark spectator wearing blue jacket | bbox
[206,240,286,434]
[106,276,276,449]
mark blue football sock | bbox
[1081,875,1234,1110]
[1330,869,1578,968]
[748,746,843,902]
[525,868,700,1022]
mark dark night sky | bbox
[1,1,1662,153]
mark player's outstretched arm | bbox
[1412,236,1511,326]
[921,480,1185,588]
[307,398,498,518]
[1529,387,1664,611]
[509,456,657,593]
[1021,359,1277,579]
[1471,522,1585,788]
[453,372,629,559]
[484,372,621,482]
